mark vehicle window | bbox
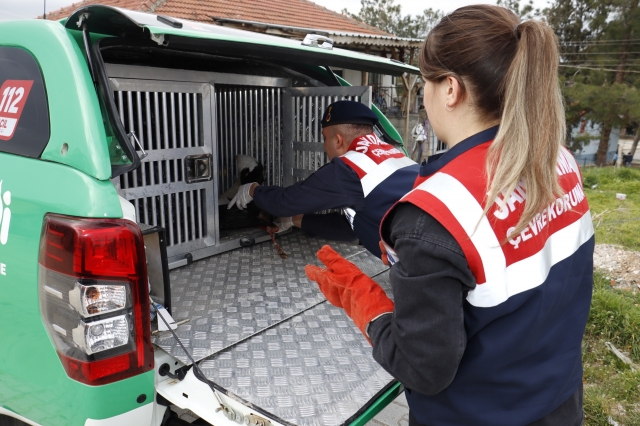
[0,47,50,157]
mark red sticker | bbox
[0,80,34,141]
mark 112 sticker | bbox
[0,80,34,141]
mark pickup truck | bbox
[0,6,418,426]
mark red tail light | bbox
[38,214,153,386]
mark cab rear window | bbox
[0,47,50,157]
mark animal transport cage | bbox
[107,64,371,268]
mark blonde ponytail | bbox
[483,20,565,238]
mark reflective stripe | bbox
[341,150,377,174]
[414,172,504,293]
[382,241,398,265]
[343,207,356,229]
[361,156,416,196]
[470,212,594,307]
[412,172,594,307]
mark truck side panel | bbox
[0,154,154,426]
[0,21,155,425]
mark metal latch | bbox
[302,34,334,50]
[215,403,244,423]
[244,414,272,426]
[185,154,213,183]
[128,131,148,160]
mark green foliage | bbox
[496,0,540,19]
[565,82,640,136]
[582,167,640,422]
[342,0,443,39]
[583,273,640,424]
[547,0,640,163]
[582,166,640,251]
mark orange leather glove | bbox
[305,245,394,343]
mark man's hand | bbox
[227,183,256,210]
[274,216,293,233]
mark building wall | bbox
[572,119,620,164]
[342,69,362,86]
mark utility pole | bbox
[43,0,46,19]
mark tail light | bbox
[38,214,153,386]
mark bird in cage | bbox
[218,154,274,230]
[218,154,264,205]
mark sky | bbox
[0,0,552,21]
[313,0,550,16]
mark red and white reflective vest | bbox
[380,128,594,425]
[338,133,417,257]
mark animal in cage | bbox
[218,154,273,230]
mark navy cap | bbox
[321,100,379,128]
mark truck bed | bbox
[153,231,395,426]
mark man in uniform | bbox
[227,100,419,258]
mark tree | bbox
[496,0,540,19]
[546,0,640,165]
[343,0,443,39]
[343,0,444,152]
[564,82,640,156]
[342,0,403,37]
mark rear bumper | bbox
[84,403,154,426]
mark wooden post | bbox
[362,72,369,86]
[402,73,418,153]
[401,49,418,152]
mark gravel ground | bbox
[594,244,640,290]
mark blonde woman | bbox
[306,5,593,425]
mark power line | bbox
[560,61,640,67]
[560,39,640,44]
[561,58,640,63]
[559,64,640,74]
[560,51,640,55]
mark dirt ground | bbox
[594,244,640,289]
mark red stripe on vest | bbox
[340,157,366,179]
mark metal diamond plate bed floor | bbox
[153,230,396,426]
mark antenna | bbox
[43,0,46,19]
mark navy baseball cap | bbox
[321,100,379,128]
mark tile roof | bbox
[45,0,157,20]
[45,0,392,37]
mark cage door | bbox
[282,86,371,186]
[109,78,218,264]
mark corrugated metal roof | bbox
[212,17,423,43]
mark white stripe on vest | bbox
[341,151,415,196]
[410,172,594,307]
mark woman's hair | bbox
[420,5,565,237]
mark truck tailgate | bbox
[153,231,396,426]
[197,271,394,426]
